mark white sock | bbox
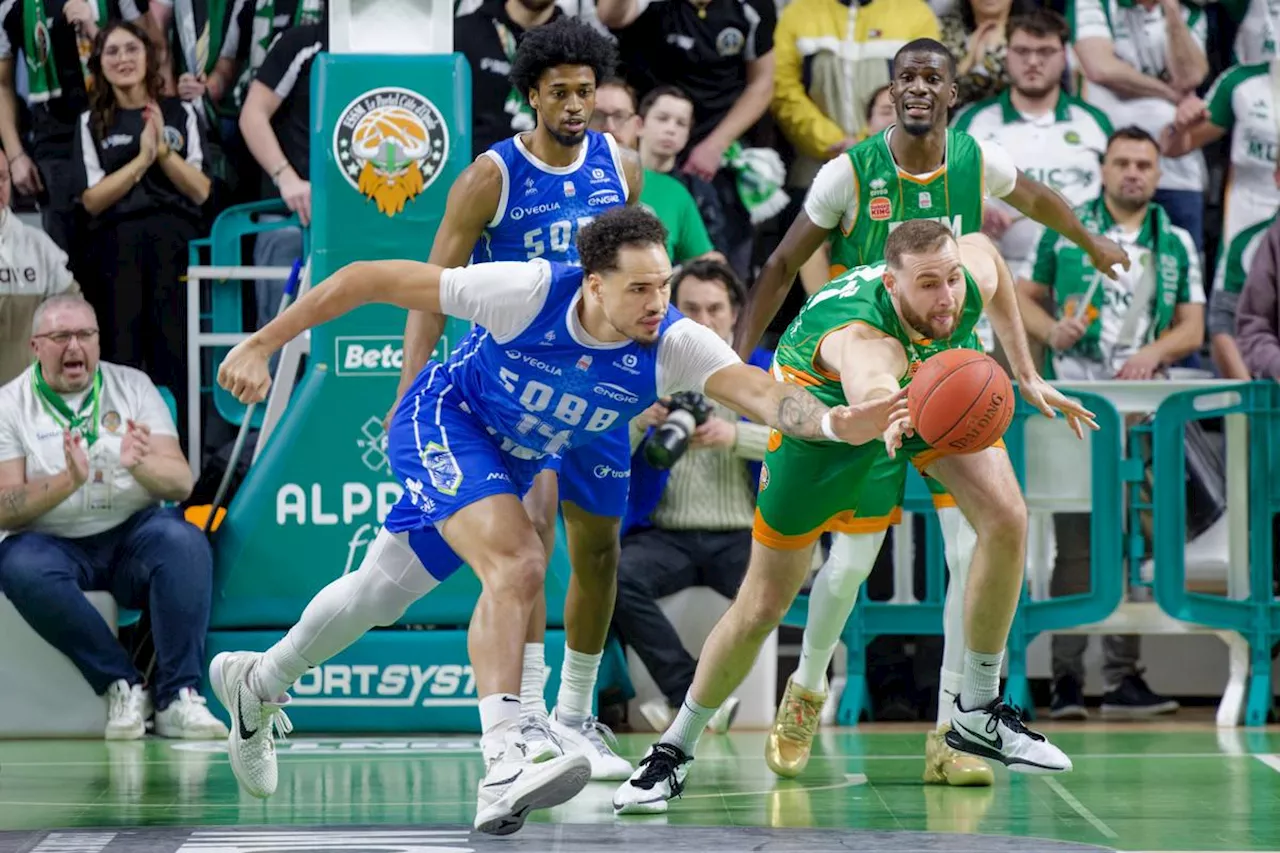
[251,529,437,702]
[936,669,964,728]
[960,649,1003,710]
[478,693,521,757]
[520,643,548,720]
[249,634,313,701]
[555,647,602,725]
[659,693,717,755]
[794,532,881,691]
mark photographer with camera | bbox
[612,260,774,734]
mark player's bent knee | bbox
[972,496,1027,547]
[477,549,547,602]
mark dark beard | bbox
[899,115,936,137]
[549,126,586,148]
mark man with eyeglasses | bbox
[0,294,227,742]
[0,149,82,386]
[952,10,1112,283]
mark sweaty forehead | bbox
[894,51,951,76]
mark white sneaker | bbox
[551,708,632,781]
[707,696,741,734]
[474,726,592,835]
[520,711,563,763]
[613,743,692,814]
[946,699,1072,774]
[105,680,147,740]
[209,651,293,798]
[155,688,230,739]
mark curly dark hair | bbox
[509,17,617,103]
[577,208,669,274]
[87,21,164,144]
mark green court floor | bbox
[0,724,1275,852]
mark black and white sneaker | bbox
[946,700,1072,774]
[1101,673,1179,718]
[474,727,591,835]
[612,743,692,814]
[1050,676,1089,721]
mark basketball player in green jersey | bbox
[735,37,1129,788]
[613,221,1097,813]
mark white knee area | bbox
[822,531,884,599]
[341,528,440,627]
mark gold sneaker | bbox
[924,724,994,787]
[765,676,827,778]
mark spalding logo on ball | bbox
[334,87,450,218]
[907,349,1015,454]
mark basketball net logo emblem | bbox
[334,87,450,217]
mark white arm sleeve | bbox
[656,318,743,397]
[979,138,1019,199]
[436,259,553,343]
[802,155,856,231]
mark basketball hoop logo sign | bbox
[333,87,450,218]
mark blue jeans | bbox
[254,216,304,329]
[0,506,213,710]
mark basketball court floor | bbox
[0,720,1274,852]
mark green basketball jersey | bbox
[773,262,986,411]
[830,129,987,273]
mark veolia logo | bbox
[336,336,405,376]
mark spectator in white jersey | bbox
[1161,58,1280,380]
[1017,126,1203,719]
[1069,0,1210,249]
[0,295,227,741]
[0,150,82,386]
[952,10,1111,282]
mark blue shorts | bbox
[555,427,632,519]
[383,365,557,581]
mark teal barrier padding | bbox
[1150,382,1272,725]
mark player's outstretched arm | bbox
[1002,171,1130,281]
[703,363,907,446]
[959,234,1099,438]
[734,212,829,359]
[219,260,451,403]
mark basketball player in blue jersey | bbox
[212,208,907,835]
[388,17,645,780]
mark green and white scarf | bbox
[1051,196,1186,361]
[173,0,227,78]
[495,19,534,134]
[720,140,790,224]
[31,364,102,446]
[233,0,323,107]
[24,0,107,103]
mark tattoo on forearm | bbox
[775,386,828,439]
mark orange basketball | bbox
[907,349,1015,454]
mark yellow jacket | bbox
[772,0,940,161]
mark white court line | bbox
[1253,754,1280,774]
[1043,777,1119,840]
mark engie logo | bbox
[336,336,404,376]
[289,663,549,708]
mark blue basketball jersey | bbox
[444,261,680,461]
[472,131,629,265]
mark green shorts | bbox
[753,432,988,550]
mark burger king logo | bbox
[333,87,450,218]
[869,196,892,221]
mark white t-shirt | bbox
[952,94,1111,280]
[803,131,1020,234]
[1072,0,1208,191]
[0,362,179,543]
[437,259,742,397]
[0,211,78,385]
[1235,0,1280,63]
